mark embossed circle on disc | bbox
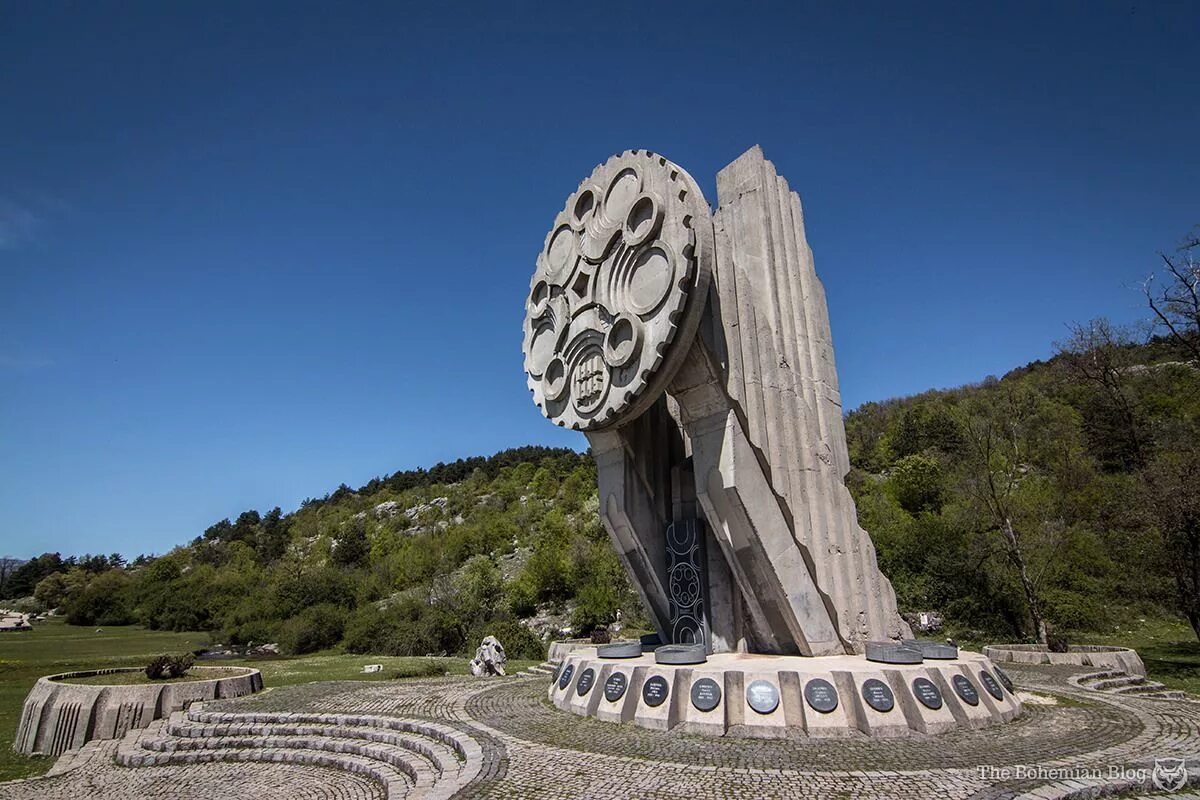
[911,677,943,710]
[952,674,980,706]
[522,150,714,431]
[690,678,722,712]
[860,678,895,713]
[804,678,839,713]
[576,667,596,696]
[557,662,575,691]
[746,680,780,715]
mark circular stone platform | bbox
[984,644,1146,677]
[549,647,1020,738]
[15,666,263,756]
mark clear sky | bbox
[2,2,1197,560]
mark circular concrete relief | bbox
[522,150,714,431]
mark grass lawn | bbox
[0,618,538,783]
[1087,616,1200,696]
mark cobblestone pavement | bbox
[2,663,1197,799]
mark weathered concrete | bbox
[984,644,1147,676]
[521,147,910,656]
[14,666,262,755]
[549,646,1021,737]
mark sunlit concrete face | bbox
[522,147,911,657]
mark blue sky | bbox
[2,1,1197,560]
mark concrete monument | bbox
[523,146,908,657]
[524,147,1023,737]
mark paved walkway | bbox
[1,663,1196,799]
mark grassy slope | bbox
[0,619,536,782]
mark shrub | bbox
[145,653,194,680]
[278,603,348,655]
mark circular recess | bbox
[543,357,568,401]
[804,678,839,713]
[642,675,670,707]
[746,680,780,715]
[528,325,555,377]
[573,189,596,225]
[911,677,943,710]
[545,225,574,280]
[952,674,980,706]
[690,678,722,712]
[860,678,895,713]
[603,168,640,224]
[626,246,675,316]
[623,193,661,246]
[604,313,642,368]
[576,667,596,696]
[604,671,628,702]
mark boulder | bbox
[468,635,507,677]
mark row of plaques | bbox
[554,662,1009,714]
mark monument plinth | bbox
[522,146,1021,736]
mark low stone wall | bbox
[547,639,593,663]
[982,644,1146,677]
[14,666,263,756]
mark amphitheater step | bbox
[115,703,483,800]
[1091,675,1146,691]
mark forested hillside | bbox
[3,446,643,660]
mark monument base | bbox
[548,647,1021,738]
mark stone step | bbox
[184,704,480,770]
[1091,675,1146,691]
[140,730,439,793]
[164,713,461,778]
[1111,682,1175,696]
[114,703,485,800]
[1076,669,1126,685]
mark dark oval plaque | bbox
[952,673,980,706]
[576,667,596,696]
[746,680,780,715]
[804,678,839,713]
[860,678,895,713]
[557,662,575,691]
[552,663,563,684]
[604,671,628,702]
[690,677,722,712]
[642,674,670,707]
[911,677,943,710]
[994,665,1015,693]
[979,670,1004,701]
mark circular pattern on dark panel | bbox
[642,675,670,708]
[557,663,575,691]
[690,678,722,712]
[804,678,839,714]
[979,671,1004,701]
[604,671,628,703]
[911,677,943,710]
[861,678,895,713]
[952,674,980,706]
[576,667,596,697]
[746,680,781,715]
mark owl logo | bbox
[1153,757,1188,792]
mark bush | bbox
[461,617,546,661]
[278,603,348,655]
[145,653,194,680]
